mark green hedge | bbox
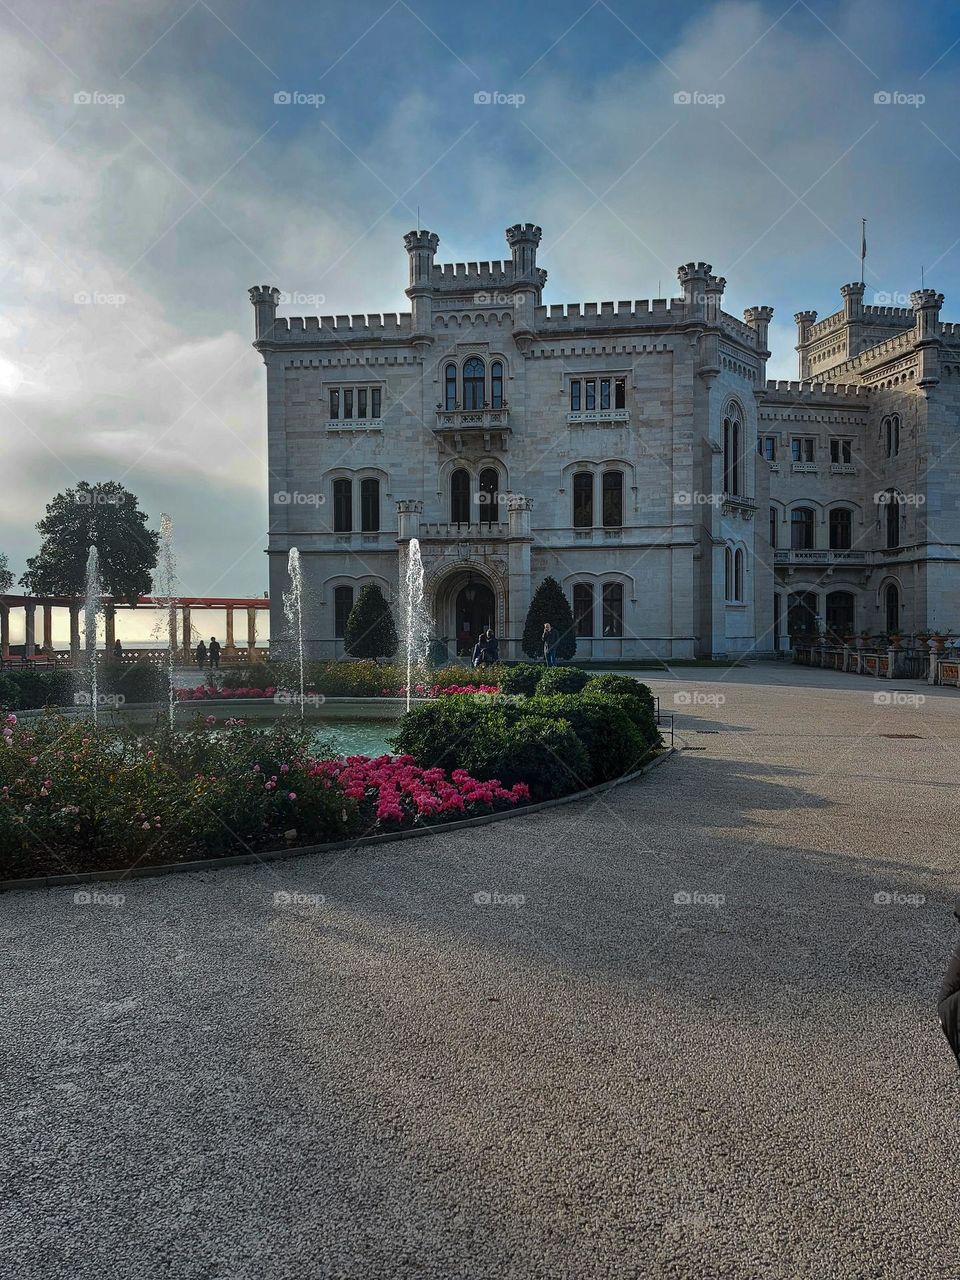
[535,666,592,695]
[393,679,661,800]
[499,663,543,696]
[584,673,656,717]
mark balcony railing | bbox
[433,407,511,450]
[791,461,818,474]
[774,549,866,565]
[830,462,856,475]
[567,409,630,425]
[419,521,508,540]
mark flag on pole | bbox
[860,218,866,284]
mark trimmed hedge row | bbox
[392,670,661,801]
[0,664,168,710]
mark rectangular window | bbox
[570,380,581,411]
[572,584,594,638]
[585,380,596,411]
[329,389,340,420]
[614,378,626,409]
[602,471,623,528]
[371,388,382,418]
[602,583,624,637]
[334,586,353,638]
[760,436,776,461]
[329,387,381,421]
[792,437,815,462]
[343,388,353,420]
[830,438,852,464]
[600,379,611,410]
[357,388,367,419]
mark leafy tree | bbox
[522,576,577,661]
[0,553,13,594]
[344,583,398,659]
[20,482,158,605]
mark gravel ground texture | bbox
[3,662,959,1280]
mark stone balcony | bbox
[566,409,630,426]
[418,521,510,541]
[774,549,867,567]
[433,408,511,452]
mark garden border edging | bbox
[0,746,678,892]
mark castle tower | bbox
[249,285,280,342]
[911,288,944,389]
[744,305,775,383]
[840,281,865,360]
[677,262,712,322]
[505,223,544,337]
[794,310,818,379]
[403,229,439,343]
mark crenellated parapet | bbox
[263,312,414,344]
[763,379,872,399]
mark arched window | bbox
[451,468,470,524]
[885,583,900,634]
[734,548,744,601]
[444,363,457,411]
[885,415,901,458]
[602,582,624,636]
[829,507,852,550]
[333,478,352,532]
[723,403,742,495]
[885,491,900,548]
[601,470,623,527]
[490,361,504,410]
[360,478,379,532]
[573,472,593,528]
[826,590,855,640]
[788,590,819,638]
[724,547,733,600]
[463,358,485,410]
[769,506,778,548]
[334,585,354,638]
[791,507,815,551]
[572,583,594,637]
[478,468,499,525]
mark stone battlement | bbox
[764,379,871,399]
[270,313,414,340]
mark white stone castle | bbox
[250,224,960,660]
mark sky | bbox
[3,0,960,612]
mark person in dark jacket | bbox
[208,637,221,670]
[471,634,487,668]
[195,640,207,670]
[542,622,558,667]
[113,638,123,661]
[939,898,960,1069]
[483,629,499,664]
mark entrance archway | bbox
[454,581,495,656]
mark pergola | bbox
[0,593,270,662]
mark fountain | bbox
[82,545,100,725]
[283,547,305,718]
[156,514,178,729]
[402,537,430,712]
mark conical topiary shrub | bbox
[522,576,577,661]
[344,583,398,660]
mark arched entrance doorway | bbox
[454,580,495,656]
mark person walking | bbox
[472,632,487,668]
[542,622,558,667]
[113,638,123,661]
[195,639,207,671]
[208,636,221,670]
[939,897,960,1069]
[483,629,499,664]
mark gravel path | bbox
[3,663,958,1280]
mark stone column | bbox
[168,604,178,655]
[69,603,81,662]
[0,604,9,660]
[247,607,257,659]
[225,606,235,653]
[507,496,533,662]
[42,603,53,652]
[24,602,36,657]
[104,607,116,658]
[181,605,191,660]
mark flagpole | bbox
[860,218,866,286]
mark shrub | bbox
[344,584,398,660]
[536,665,592,695]
[0,674,21,710]
[459,714,589,801]
[526,693,651,785]
[391,694,501,772]
[101,664,166,704]
[220,663,277,691]
[582,688,661,750]
[585,674,656,717]
[522,576,577,661]
[499,663,542,696]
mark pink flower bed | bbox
[308,753,529,825]
[176,686,277,701]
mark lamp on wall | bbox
[464,574,477,604]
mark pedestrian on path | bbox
[939,898,960,1069]
[208,637,221,670]
[195,640,207,671]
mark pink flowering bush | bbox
[309,754,528,828]
[175,680,500,702]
